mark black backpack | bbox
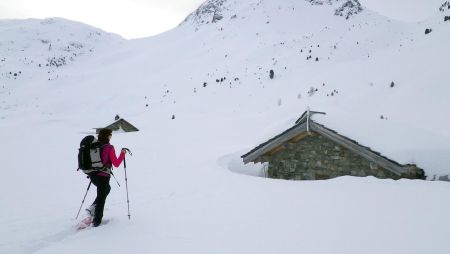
[77,135,106,174]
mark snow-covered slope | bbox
[104,0,450,176]
[0,18,124,120]
[1,1,450,254]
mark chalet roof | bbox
[241,111,415,176]
[94,118,139,133]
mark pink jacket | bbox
[97,144,125,177]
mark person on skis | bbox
[86,128,127,227]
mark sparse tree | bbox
[307,87,316,97]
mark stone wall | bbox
[267,132,401,180]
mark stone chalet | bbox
[241,110,425,180]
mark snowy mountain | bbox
[1,1,450,254]
[138,0,450,176]
[0,18,124,120]
[0,17,123,74]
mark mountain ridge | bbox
[182,0,367,27]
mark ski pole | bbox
[124,157,131,220]
[76,181,92,219]
[111,171,121,187]
[122,148,132,220]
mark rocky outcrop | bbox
[334,0,363,19]
[439,1,450,12]
[305,0,332,6]
[183,0,228,25]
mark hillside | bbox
[0,17,124,120]
[1,1,450,253]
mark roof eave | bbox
[242,122,308,163]
[242,120,406,176]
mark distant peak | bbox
[182,0,364,28]
[183,0,228,26]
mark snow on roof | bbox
[314,112,450,178]
[243,110,450,178]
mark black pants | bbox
[90,174,111,226]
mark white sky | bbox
[0,0,443,39]
[0,0,205,39]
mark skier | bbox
[85,128,127,227]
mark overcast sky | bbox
[0,0,443,39]
[0,0,205,39]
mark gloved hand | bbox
[121,148,132,156]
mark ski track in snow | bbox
[17,227,77,254]
[16,219,114,254]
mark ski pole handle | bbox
[121,148,132,156]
